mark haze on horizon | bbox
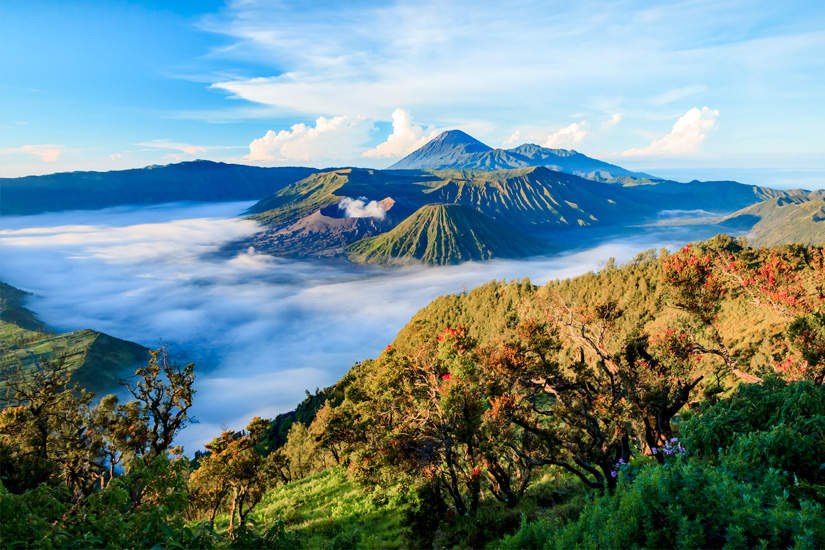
[1,0,823,188]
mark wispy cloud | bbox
[623,107,719,157]
[600,114,623,131]
[0,144,64,162]
[654,85,708,105]
[362,108,437,159]
[136,140,245,161]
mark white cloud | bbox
[622,106,719,157]
[502,131,522,147]
[543,121,587,149]
[337,197,387,219]
[0,144,63,162]
[362,108,437,159]
[600,113,622,131]
[246,115,372,162]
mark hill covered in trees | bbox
[3,235,824,548]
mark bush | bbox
[537,460,824,549]
[682,377,825,487]
[500,378,825,549]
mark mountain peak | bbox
[428,130,492,153]
[388,130,650,180]
[388,130,492,170]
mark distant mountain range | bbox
[0,161,319,216]
[388,129,655,181]
[242,162,804,265]
[3,130,818,265]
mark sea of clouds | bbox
[0,201,720,453]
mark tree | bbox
[0,347,197,548]
[121,346,196,462]
[344,326,543,514]
[189,417,271,535]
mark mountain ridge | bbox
[719,190,825,247]
[0,161,319,216]
[388,130,654,180]
[345,203,547,265]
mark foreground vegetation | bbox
[2,236,825,548]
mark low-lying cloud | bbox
[0,201,719,454]
[338,197,387,219]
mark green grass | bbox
[231,466,416,549]
[0,321,96,398]
[217,464,592,550]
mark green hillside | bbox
[245,167,800,267]
[719,191,825,247]
[246,168,441,226]
[423,166,642,227]
[0,282,49,332]
[0,283,149,404]
[345,203,548,265]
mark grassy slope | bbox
[232,463,591,549]
[247,169,442,226]
[222,463,591,549]
[423,166,641,228]
[0,283,148,403]
[719,192,825,247]
[233,466,414,549]
[248,166,651,232]
[345,203,548,265]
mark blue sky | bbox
[1,0,824,186]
